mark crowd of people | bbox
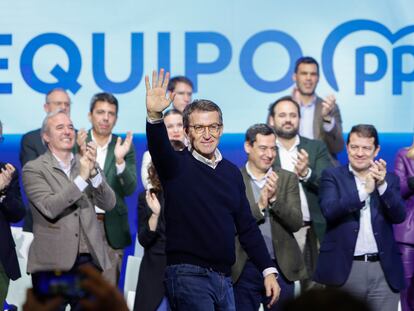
[0,56,413,311]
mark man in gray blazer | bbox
[232,124,305,311]
[291,56,344,162]
[22,110,115,307]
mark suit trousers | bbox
[341,260,399,311]
[98,218,124,286]
[0,261,10,306]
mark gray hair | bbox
[40,109,68,145]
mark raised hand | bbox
[364,171,376,194]
[370,159,387,186]
[294,149,310,178]
[266,170,279,202]
[0,163,15,191]
[321,94,336,121]
[114,131,133,165]
[145,69,174,118]
[77,128,88,156]
[146,190,161,216]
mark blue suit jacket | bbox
[0,162,25,280]
[313,165,406,291]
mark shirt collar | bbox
[91,131,112,150]
[276,135,300,152]
[52,152,75,171]
[245,162,272,183]
[189,145,223,169]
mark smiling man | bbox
[22,110,115,309]
[314,124,406,311]
[232,124,304,310]
[77,92,137,286]
[291,57,344,162]
[146,70,280,311]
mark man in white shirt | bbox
[268,96,332,291]
[314,124,406,311]
[291,56,344,162]
[77,92,137,285]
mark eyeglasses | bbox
[188,123,222,135]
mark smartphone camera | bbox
[33,270,86,300]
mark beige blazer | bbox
[22,151,116,273]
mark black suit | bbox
[134,191,166,311]
[0,162,25,303]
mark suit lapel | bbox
[104,136,116,176]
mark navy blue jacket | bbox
[314,165,406,290]
[147,121,274,275]
[0,162,26,280]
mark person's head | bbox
[168,76,193,112]
[347,124,380,173]
[164,109,184,142]
[244,124,277,174]
[268,96,300,140]
[183,99,223,159]
[44,88,71,115]
[293,56,320,97]
[88,92,119,138]
[41,110,75,154]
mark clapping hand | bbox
[321,94,336,121]
[0,163,15,191]
[114,131,133,165]
[76,128,88,156]
[294,149,310,178]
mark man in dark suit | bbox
[291,56,344,162]
[77,92,137,285]
[19,88,72,232]
[268,96,332,291]
[314,124,406,311]
[0,121,26,305]
[232,124,305,310]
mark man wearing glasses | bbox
[145,70,280,311]
[19,88,72,232]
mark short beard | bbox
[275,126,298,140]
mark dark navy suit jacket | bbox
[0,162,25,280]
[314,165,406,291]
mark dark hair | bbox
[347,124,379,148]
[245,124,275,145]
[167,76,194,92]
[294,56,320,74]
[89,92,119,115]
[147,139,186,193]
[268,96,301,118]
[164,108,183,118]
[182,99,223,130]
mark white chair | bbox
[123,255,142,299]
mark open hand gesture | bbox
[145,69,174,118]
[321,94,336,121]
[114,131,133,164]
[294,149,310,178]
[77,128,88,156]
